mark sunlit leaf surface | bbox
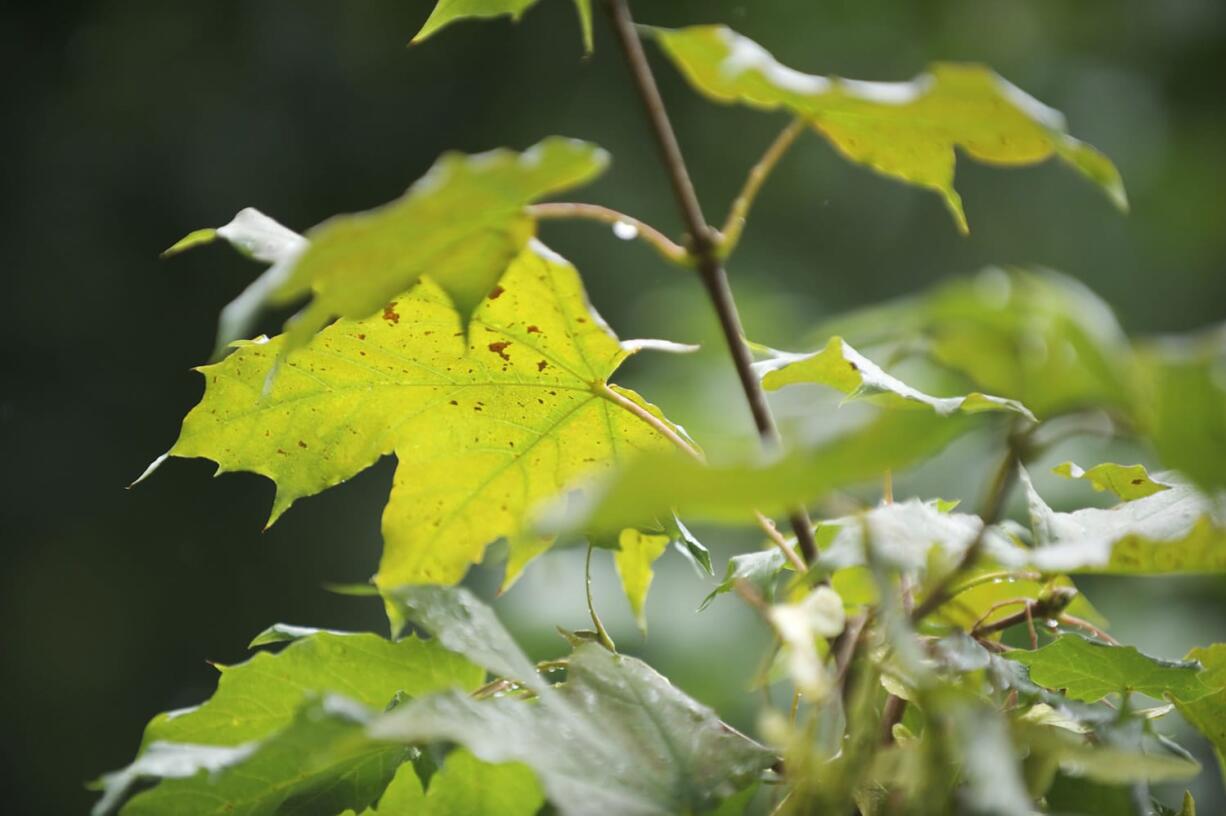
[652,25,1126,232]
[158,243,681,588]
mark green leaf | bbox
[413,0,593,52]
[613,527,670,632]
[1019,719,1201,784]
[1021,468,1226,575]
[548,407,981,538]
[650,26,1125,233]
[815,268,1132,418]
[144,631,483,747]
[1134,327,1226,493]
[110,697,407,816]
[1011,635,1208,703]
[1052,461,1172,501]
[168,138,608,354]
[156,242,682,590]
[353,750,543,815]
[374,644,772,816]
[701,548,788,611]
[757,335,1035,421]
[1167,645,1226,785]
[377,587,773,815]
[669,514,714,577]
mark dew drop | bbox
[612,220,638,241]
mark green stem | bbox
[718,118,806,257]
[585,543,617,652]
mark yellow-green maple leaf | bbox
[414,0,593,53]
[160,241,681,588]
[166,137,608,355]
[652,25,1126,232]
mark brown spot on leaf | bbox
[276,448,287,456]
[357,333,366,340]
[449,400,458,406]
[527,325,541,334]
[1132,478,1145,485]
[488,341,512,361]
[848,361,859,371]
[297,440,308,449]
[488,285,505,300]
[537,360,548,372]
[382,303,401,324]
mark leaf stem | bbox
[603,0,820,564]
[528,202,689,265]
[585,542,617,652]
[593,382,807,572]
[718,118,806,257]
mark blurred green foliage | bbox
[3,0,1224,812]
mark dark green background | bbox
[4,1,1225,812]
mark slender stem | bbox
[910,438,1021,623]
[585,543,617,652]
[603,0,820,564]
[528,202,689,265]
[719,118,806,257]
[594,382,807,572]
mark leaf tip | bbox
[128,451,171,489]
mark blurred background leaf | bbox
[3,0,1225,811]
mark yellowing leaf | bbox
[613,528,670,632]
[414,0,594,53]
[652,26,1125,232]
[1052,461,1172,501]
[167,138,608,354]
[159,242,681,589]
[756,335,1035,421]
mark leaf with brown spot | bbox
[154,242,684,589]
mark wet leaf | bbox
[651,26,1125,233]
[374,587,774,816]
[757,335,1035,421]
[1052,461,1172,501]
[1012,635,1208,703]
[156,243,682,589]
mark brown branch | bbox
[603,0,820,564]
[528,202,689,265]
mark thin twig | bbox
[585,542,617,652]
[528,202,689,265]
[719,118,806,257]
[603,0,820,564]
